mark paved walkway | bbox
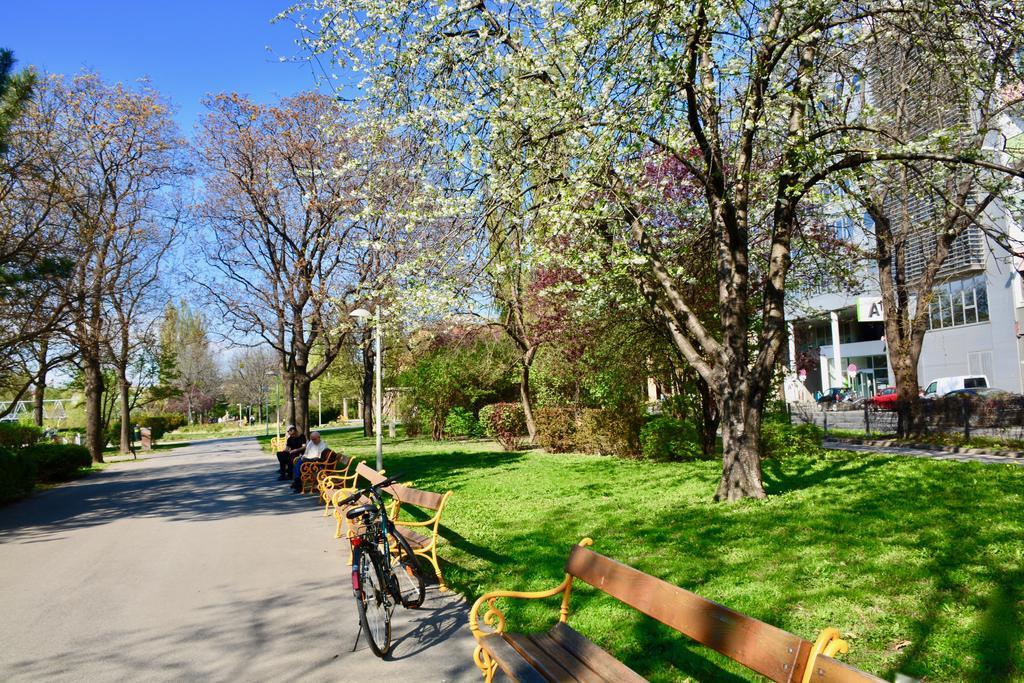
[0,437,478,682]
[827,439,1024,466]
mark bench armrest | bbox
[469,577,572,640]
[469,538,592,642]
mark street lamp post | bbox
[351,307,383,471]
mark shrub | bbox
[0,422,42,449]
[576,408,642,458]
[105,421,122,447]
[137,413,186,440]
[640,417,703,462]
[761,419,824,459]
[535,407,577,453]
[0,446,36,503]
[22,443,91,482]
[318,406,342,424]
[479,403,527,451]
[402,404,423,437]
[444,407,483,438]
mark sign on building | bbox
[856,296,885,322]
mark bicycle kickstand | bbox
[352,621,363,652]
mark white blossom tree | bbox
[286,0,1024,500]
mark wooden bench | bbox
[296,448,342,494]
[469,539,886,683]
[385,482,453,591]
[316,455,356,513]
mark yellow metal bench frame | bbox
[388,484,454,592]
[469,539,875,683]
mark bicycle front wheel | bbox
[354,547,392,657]
[385,529,425,608]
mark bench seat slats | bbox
[394,526,431,549]
[547,622,647,683]
[564,546,806,683]
[506,633,583,682]
[478,634,547,683]
[528,632,612,683]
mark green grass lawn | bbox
[259,427,1023,682]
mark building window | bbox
[926,274,990,330]
[833,216,854,242]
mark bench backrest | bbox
[564,545,882,683]
[354,462,386,486]
[387,482,448,511]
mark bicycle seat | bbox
[346,504,375,520]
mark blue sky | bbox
[4,0,336,134]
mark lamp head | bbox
[350,308,372,320]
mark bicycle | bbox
[338,474,426,657]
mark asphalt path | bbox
[0,437,478,682]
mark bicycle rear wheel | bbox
[385,529,425,608]
[353,548,392,657]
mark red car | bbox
[868,387,898,409]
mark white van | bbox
[922,375,988,398]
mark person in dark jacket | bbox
[276,426,306,480]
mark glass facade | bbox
[926,274,989,330]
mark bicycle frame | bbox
[347,486,395,596]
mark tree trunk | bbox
[83,356,106,464]
[286,374,297,429]
[520,351,537,443]
[362,337,374,438]
[33,383,45,427]
[33,338,49,427]
[714,386,766,501]
[890,352,923,437]
[432,411,446,441]
[294,373,311,437]
[118,375,132,454]
[697,377,719,459]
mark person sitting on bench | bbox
[276,426,306,481]
[291,431,328,492]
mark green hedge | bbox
[138,413,186,439]
[0,422,42,449]
[761,418,824,459]
[535,407,577,453]
[534,406,645,458]
[444,407,484,438]
[576,408,641,458]
[0,447,36,503]
[479,403,526,451]
[639,417,703,461]
[22,443,92,482]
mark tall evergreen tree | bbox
[0,49,35,155]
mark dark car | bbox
[815,387,853,407]
[944,387,1012,399]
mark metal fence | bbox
[790,395,1024,442]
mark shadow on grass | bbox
[438,449,1023,681]
[973,569,1024,681]
[761,453,890,496]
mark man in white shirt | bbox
[290,431,328,492]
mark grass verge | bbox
[261,427,1024,682]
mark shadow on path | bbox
[0,441,308,544]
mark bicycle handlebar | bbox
[337,473,402,507]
